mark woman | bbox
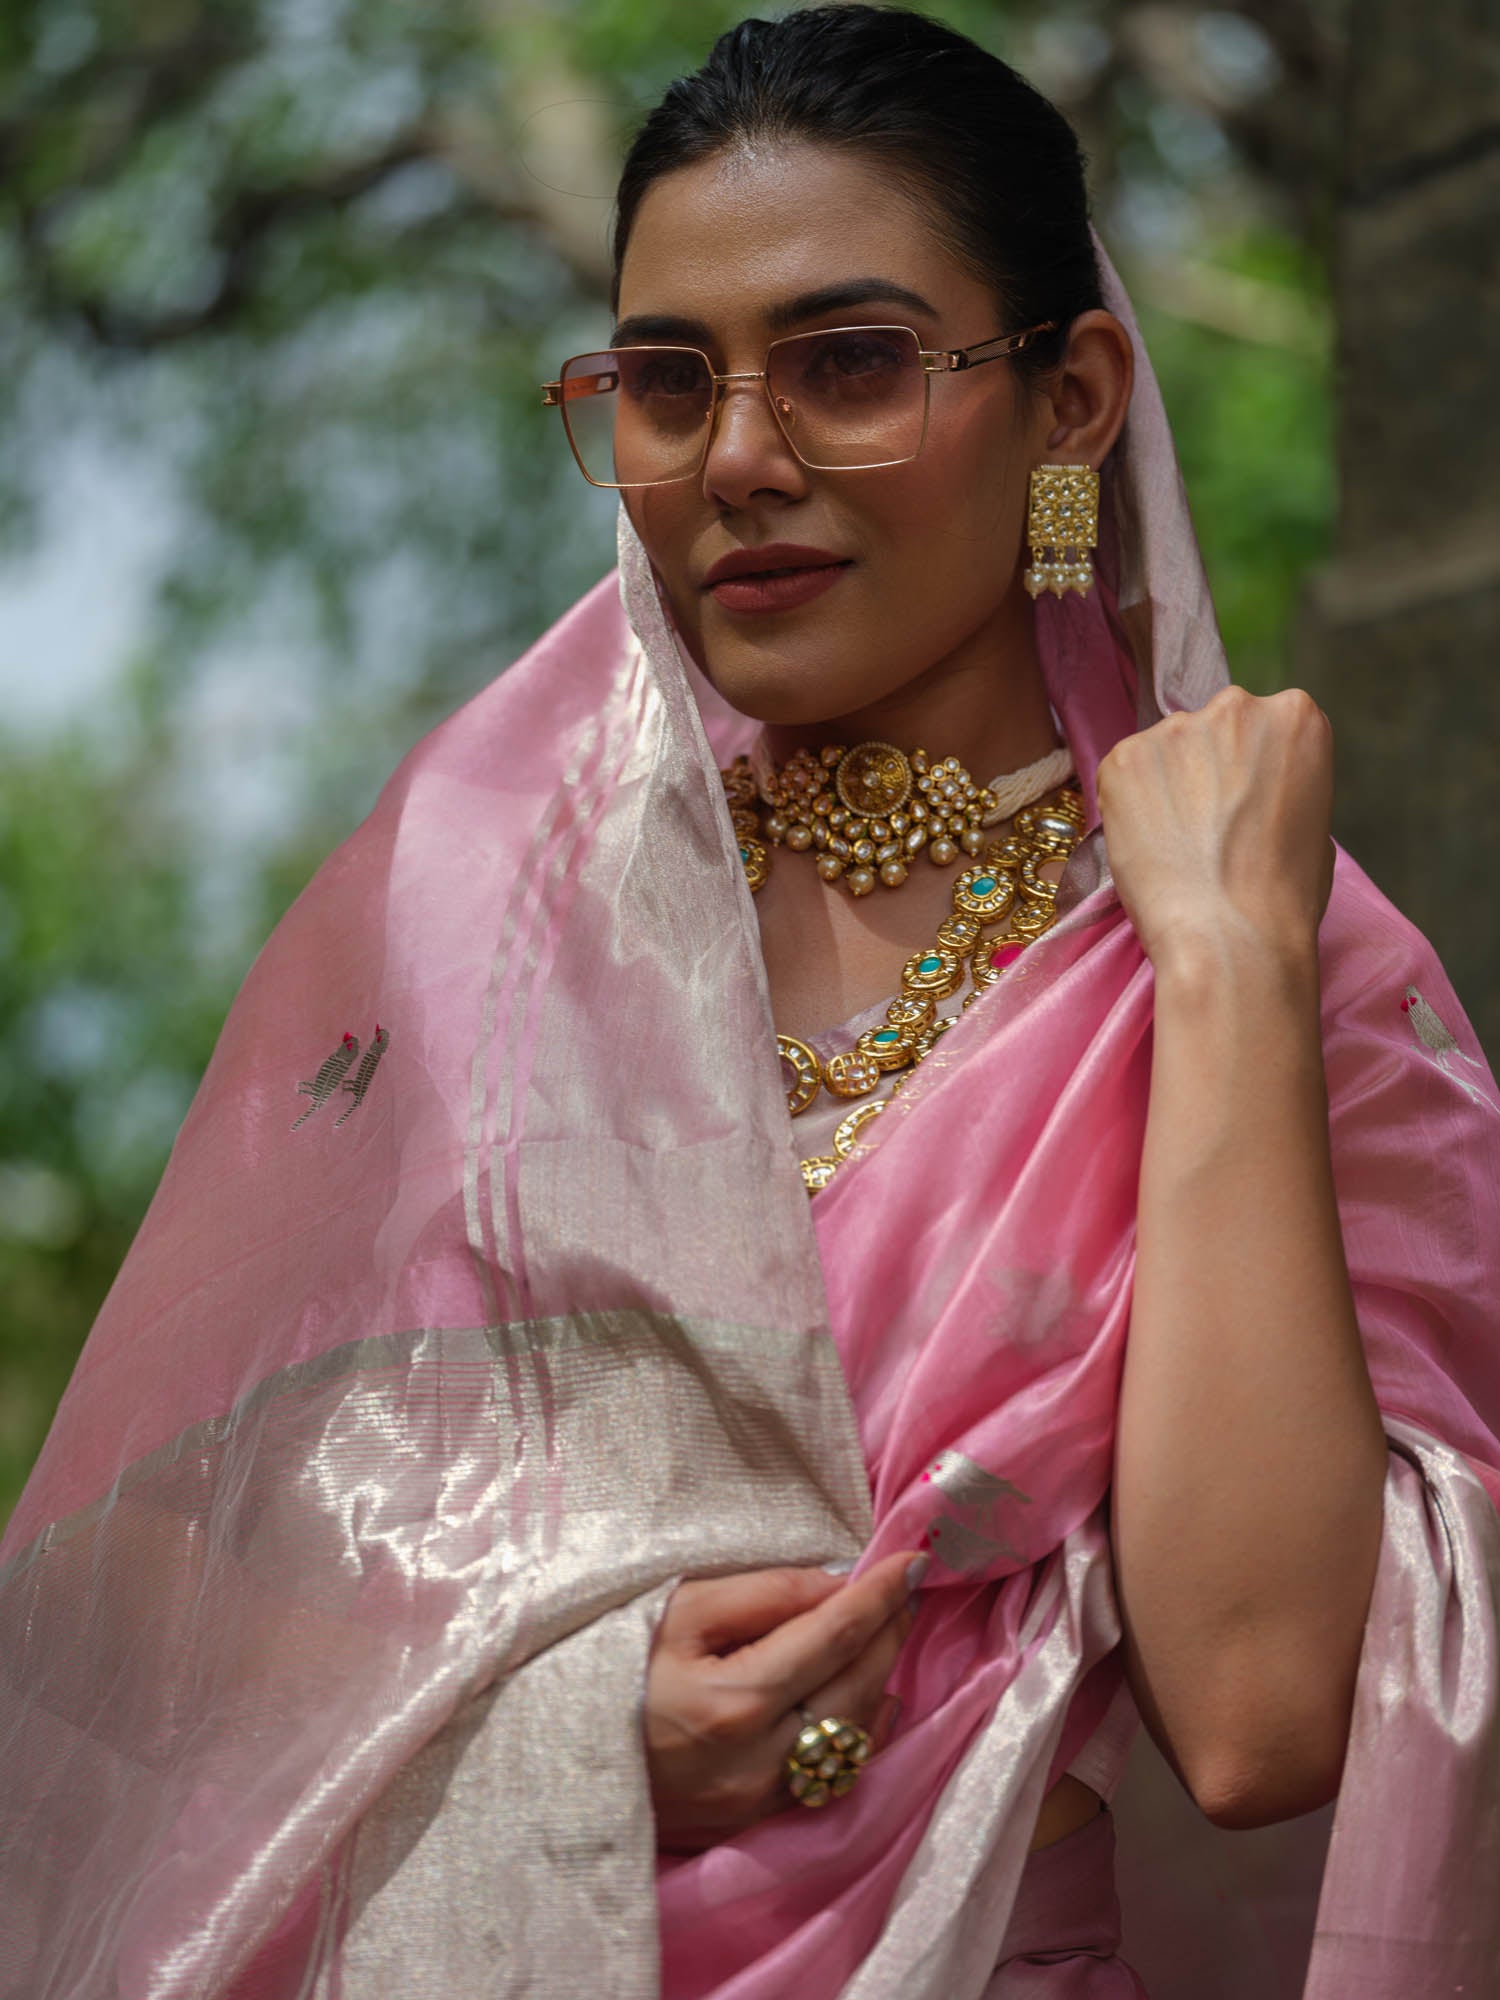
[1,8,1497,1997]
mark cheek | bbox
[626,492,703,641]
[865,418,1023,598]
[919,403,1022,543]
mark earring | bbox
[1024,463,1099,599]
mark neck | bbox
[758,581,1064,779]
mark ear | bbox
[1037,310,1134,468]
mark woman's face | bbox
[615,142,1061,730]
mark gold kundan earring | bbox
[1024,463,1099,599]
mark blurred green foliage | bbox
[0,0,1337,1529]
[1139,241,1334,691]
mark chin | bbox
[696,661,868,729]
[690,630,903,731]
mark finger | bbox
[737,1550,923,1711]
[674,1566,849,1655]
[792,1606,908,1741]
[749,1635,908,1829]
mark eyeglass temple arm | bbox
[924,321,1060,373]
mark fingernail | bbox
[905,1554,929,1592]
[821,1558,856,1575]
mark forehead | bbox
[616,141,988,336]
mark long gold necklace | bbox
[722,743,1086,1193]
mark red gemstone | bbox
[990,943,1025,972]
[1399,997,1412,1012]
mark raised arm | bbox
[1099,685,1390,1829]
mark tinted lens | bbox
[766,326,925,468]
[558,347,712,487]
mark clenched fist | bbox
[1096,685,1336,968]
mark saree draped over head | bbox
[3,239,1499,2000]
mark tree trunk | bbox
[1299,0,1500,1061]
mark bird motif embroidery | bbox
[919,1449,1033,1573]
[334,1024,390,1126]
[1400,987,1495,1112]
[291,1025,391,1131]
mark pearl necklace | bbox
[720,744,1086,1193]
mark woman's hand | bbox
[645,1551,923,1852]
[1096,685,1336,969]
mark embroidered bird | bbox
[925,1514,1012,1575]
[919,1450,1032,1570]
[1400,986,1495,1111]
[1401,987,1460,1054]
[334,1023,391,1126]
[291,1032,360,1130]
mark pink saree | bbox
[2,243,1498,2000]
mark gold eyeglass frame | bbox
[539,320,1059,488]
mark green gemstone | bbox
[874,1028,900,1046]
[971,874,997,895]
[739,846,750,861]
[918,954,943,975]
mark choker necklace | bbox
[723,740,1076,897]
[723,741,998,896]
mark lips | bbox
[702,543,851,588]
[706,563,851,616]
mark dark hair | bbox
[612,4,1103,386]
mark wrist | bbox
[1150,914,1322,1008]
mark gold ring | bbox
[784,1708,873,1807]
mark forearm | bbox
[1111,920,1389,1824]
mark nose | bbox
[699,373,810,510]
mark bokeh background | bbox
[1,0,1495,1530]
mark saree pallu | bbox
[2,238,1499,1999]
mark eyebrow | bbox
[609,278,941,348]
